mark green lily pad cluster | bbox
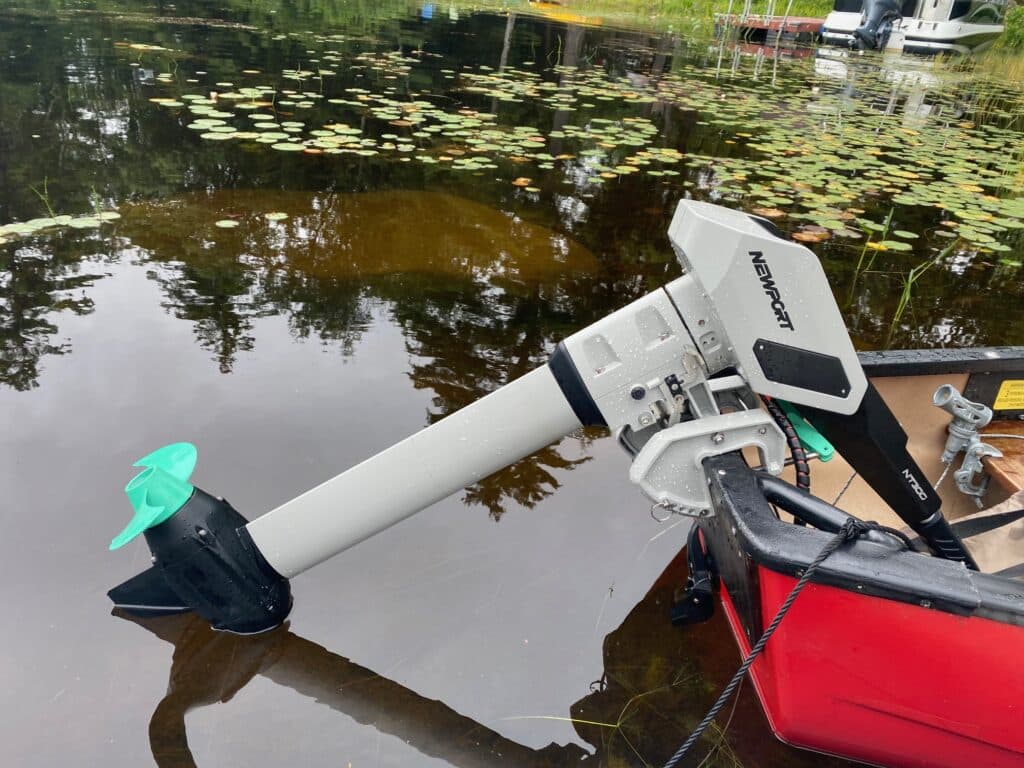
[126,28,1024,256]
[0,210,121,244]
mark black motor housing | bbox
[854,0,902,50]
[109,489,292,633]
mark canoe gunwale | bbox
[701,452,1024,637]
[858,345,1024,377]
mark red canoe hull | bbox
[721,570,1024,768]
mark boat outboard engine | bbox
[853,0,901,50]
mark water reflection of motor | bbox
[853,0,902,50]
[117,549,808,768]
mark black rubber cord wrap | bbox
[663,518,902,768]
[762,396,810,493]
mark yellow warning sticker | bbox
[994,380,1024,410]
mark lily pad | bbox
[68,217,101,229]
[879,240,913,251]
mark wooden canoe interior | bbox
[774,372,1024,577]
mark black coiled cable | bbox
[762,396,811,525]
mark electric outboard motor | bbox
[108,200,978,634]
[853,0,901,50]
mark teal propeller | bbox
[109,443,197,550]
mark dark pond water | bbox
[2,1,1023,766]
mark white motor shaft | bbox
[246,366,582,577]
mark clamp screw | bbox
[639,413,654,427]
[712,432,725,444]
[630,386,646,401]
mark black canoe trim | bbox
[699,453,1024,643]
[858,347,1024,377]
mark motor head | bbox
[667,200,867,416]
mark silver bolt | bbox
[198,528,208,537]
[758,426,767,435]
[639,413,653,427]
[712,432,725,444]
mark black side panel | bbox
[753,338,851,398]
[548,341,607,427]
[699,506,764,644]
[802,382,978,567]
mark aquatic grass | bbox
[885,240,957,346]
[29,178,56,219]
[846,206,895,305]
[500,663,746,766]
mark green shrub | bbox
[1001,5,1024,49]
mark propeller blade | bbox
[110,443,198,550]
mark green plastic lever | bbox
[109,442,197,550]
[778,401,834,462]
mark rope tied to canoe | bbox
[663,517,908,768]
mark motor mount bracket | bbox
[629,408,786,514]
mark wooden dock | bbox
[714,14,824,34]
[714,13,824,44]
